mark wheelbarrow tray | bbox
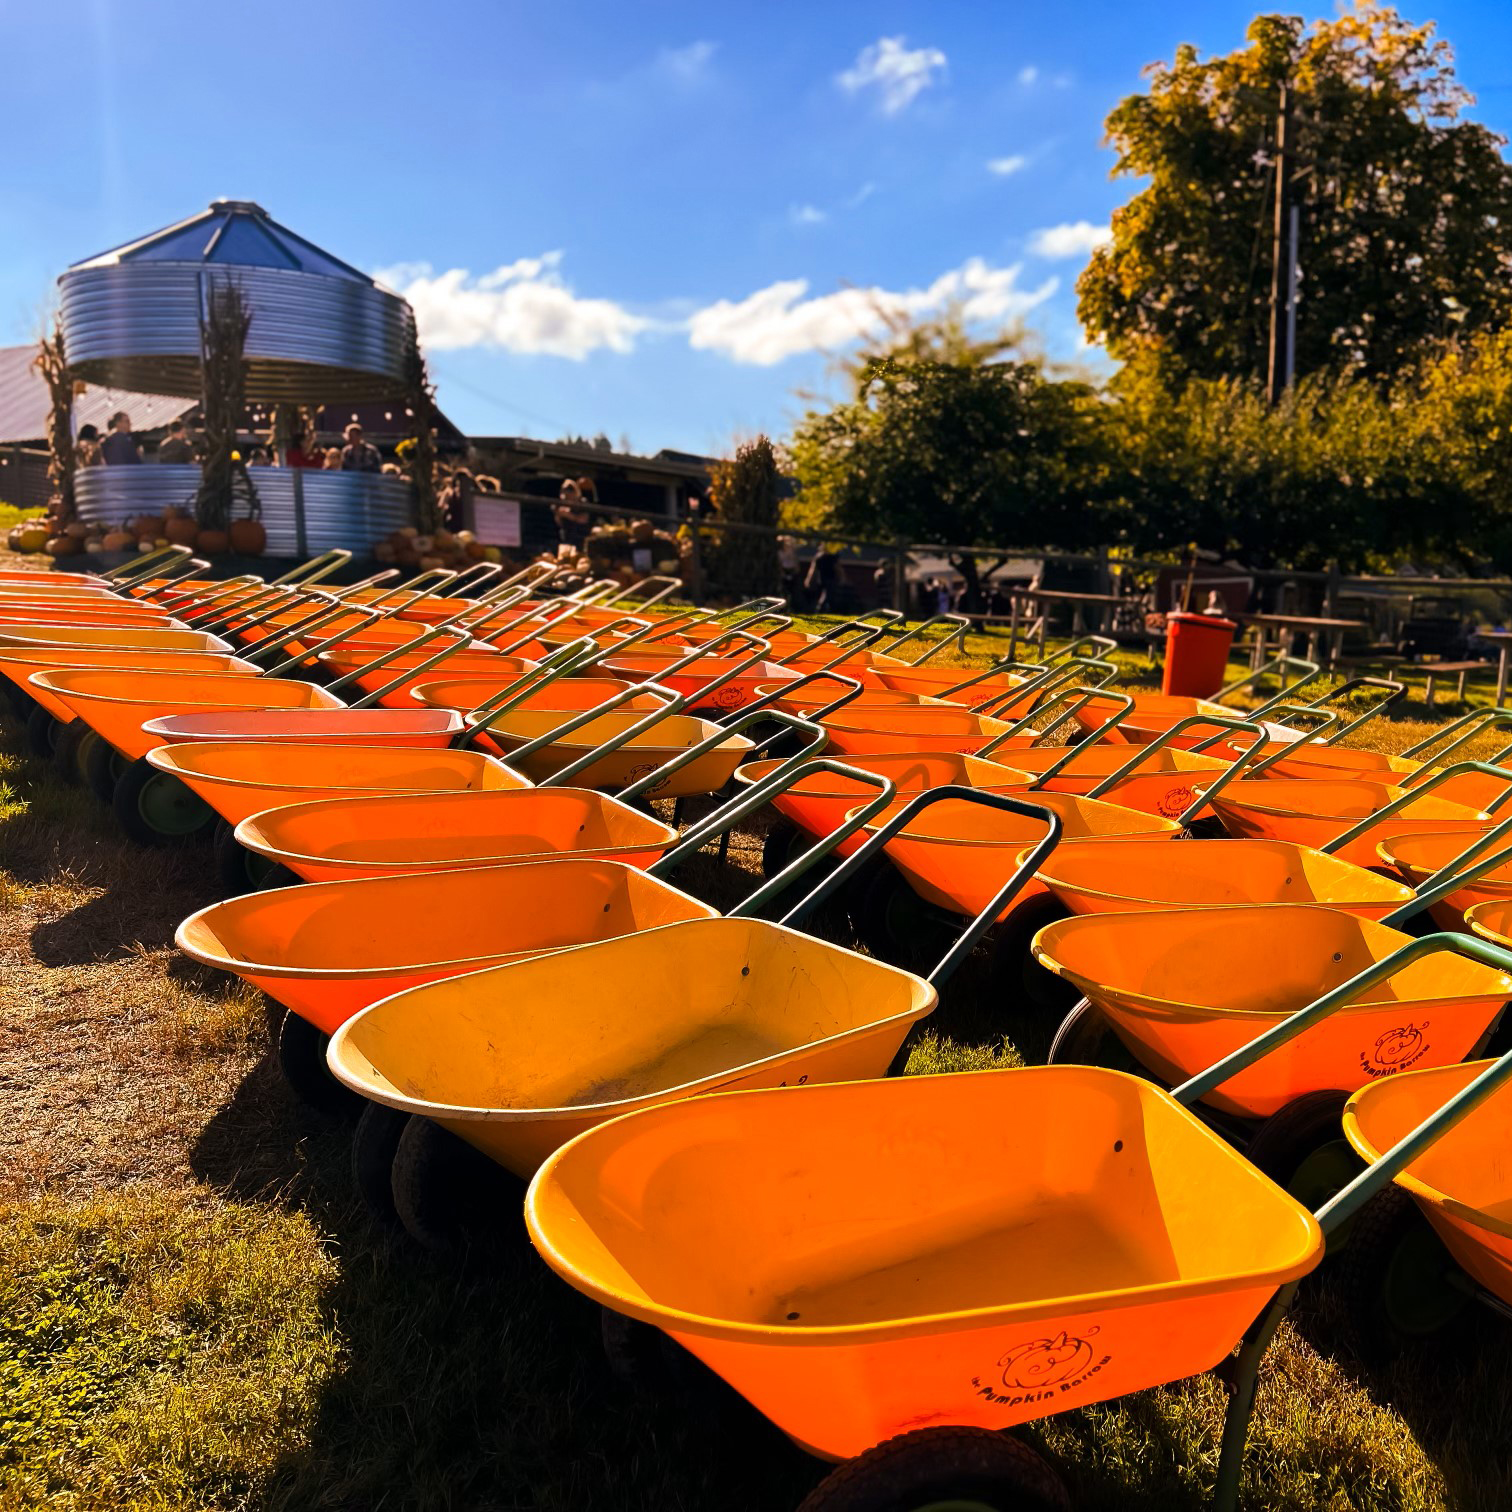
[733,752,1031,859]
[30,669,346,762]
[754,683,946,718]
[1265,753,1511,813]
[820,705,1019,758]
[524,1066,1322,1460]
[1036,837,1413,920]
[1008,746,1231,821]
[480,708,755,797]
[327,916,939,1180]
[235,787,674,884]
[147,740,526,828]
[0,624,236,654]
[1378,831,1512,928]
[1345,1060,1512,1306]
[1205,778,1492,868]
[861,791,1180,919]
[1070,693,1231,746]
[0,595,178,623]
[1,649,257,723]
[178,858,716,1036]
[599,656,802,714]
[1033,905,1512,1118]
[0,608,185,633]
[314,649,533,707]
[142,706,466,749]
[873,666,1042,717]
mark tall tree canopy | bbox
[1078,4,1512,386]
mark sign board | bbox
[471,497,522,548]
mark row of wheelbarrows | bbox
[7,544,1512,1510]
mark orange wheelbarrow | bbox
[524,931,1512,1511]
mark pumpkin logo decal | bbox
[1361,1020,1430,1077]
[971,1327,1112,1407]
[1157,785,1196,818]
[710,684,746,711]
[625,760,670,795]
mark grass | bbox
[0,503,45,532]
[1,561,1510,1510]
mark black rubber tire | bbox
[796,1426,1071,1512]
[986,892,1079,1017]
[761,820,802,880]
[111,755,214,847]
[214,820,285,897]
[1244,1091,1358,1211]
[350,1102,409,1225]
[1045,997,1141,1074]
[50,717,89,785]
[82,731,129,805]
[275,1005,360,1116]
[25,700,62,760]
[856,864,956,973]
[1331,1183,1469,1364]
[599,1308,708,1396]
[2,679,35,724]
[390,1114,524,1256]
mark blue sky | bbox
[3,0,1511,454]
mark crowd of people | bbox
[74,413,399,476]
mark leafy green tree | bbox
[1079,5,1512,386]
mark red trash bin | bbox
[1162,612,1237,698]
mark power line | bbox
[428,361,574,437]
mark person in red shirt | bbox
[284,423,324,468]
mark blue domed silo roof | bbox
[60,200,415,402]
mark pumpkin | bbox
[63,521,89,540]
[45,535,79,556]
[13,524,48,553]
[129,514,163,536]
[101,529,134,552]
[165,515,199,546]
[229,519,266,555]
[84,540,105,554]
[196,529,230,555]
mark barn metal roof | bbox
[0,345,189,446]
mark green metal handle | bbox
[174,576,267,625]
[1222,654,1322,710]
[1299,675,1406,744]
[338,627,475,708]
[257,599,399,676]
[738,670,866,723]
[647,759,894,902]
[775,623,887,670]
[973,658,1110,720]
[101,542,191,584]
[528,684,688,785]
[978,685,1134,760]
[887,613,971,666]
[1401,712,1512,791]
[614,708,827,802]
[1189,703,1340,779]
[452,640,606,746]
[1046,634,1118,663]
[1079,713,1262,817]
[784,786,1063,991]
[604,573,683,608]
[265,549,350,587]
[1380,814,1512,929]
[1322,759,1512,859]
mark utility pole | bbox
[1266,83,1295,405]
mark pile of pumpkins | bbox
[373,525,502,572]
[11,506,266,559]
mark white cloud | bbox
[1018,65,1039,85]
[844,181,878,208]
[656,40,717,82]
[377,254,649,359]
[987,154,1027,177]
[790,204,827,226]
[1028,221,1113,259]
[838,36,947,115]
[687,258,1057,366]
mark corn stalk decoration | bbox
[195,277,260,530]
[33,325,74,523]
[400,326,440,533]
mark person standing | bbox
[285,424,324,469]
[74,424,102,468]
[339,423,381,472]
[99,411,141,465]
[156,419,194,462]
[805,543,840,613]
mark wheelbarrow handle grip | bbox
[1220,655,1322,711]
[1402,706,1512,764]
[1304,675,1406,745]
[528,682,687,783]
[1171,928,1512,1114]
[887,613,971,666]
[616,708,826,803]
[739,669,864,724]
[603,573,683,609]
[101,542,190,585]
[1082,714,1264,824]
[783,787,1063,994]
[269,549,351,587]
[1323,759,1512,861]
[1048,634,1118,664]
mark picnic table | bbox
[1007,588,1128,657]
[1238,612,1365,670]
[1475,629,1512,705]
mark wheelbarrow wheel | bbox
[275,1006,361,1117]
[214,821,288,897]
[1046,998,1140,1074]
[599,1308,708,1397]
[351,1102,409,1225]
[761,820,802,879]
[112,756,214,847]
[796,1426,1070,1512]
[82,732,129,805]
[986,893,1078,1017]
[1332,1184,1469,1363]
[1244,1091,1358,1213]
[50,717,89,785]
[25,701,62,761]
[857,866,956,974]
[391,1115,523,1256]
